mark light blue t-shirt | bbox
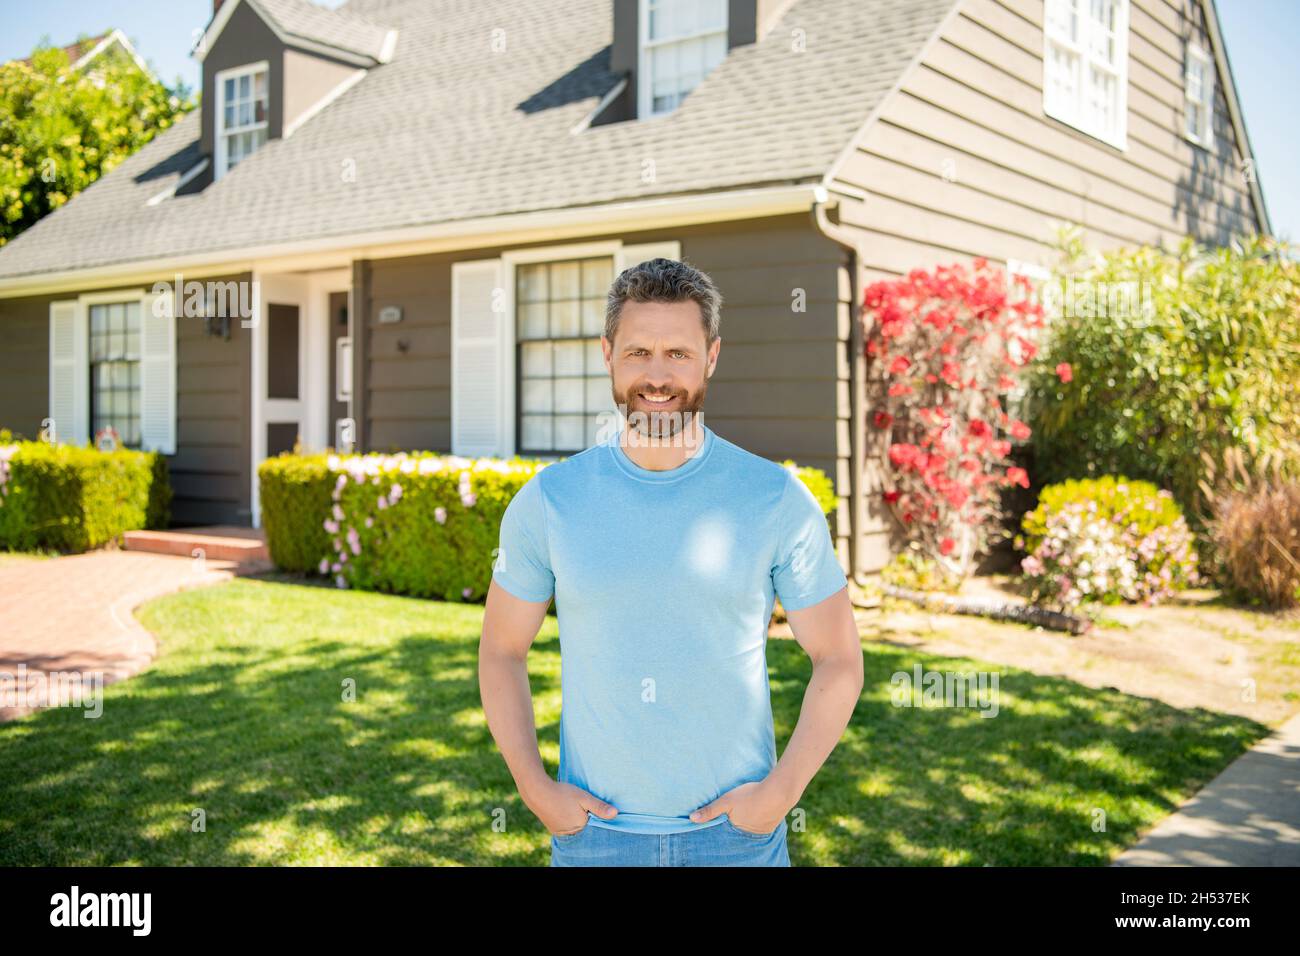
[491,420,848,834]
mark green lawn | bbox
[0,576,1270,865]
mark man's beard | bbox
[612,377,708,444]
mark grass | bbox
[0,576,1271,866]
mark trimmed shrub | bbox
[0,440,172,552]
[1017,476,1199,608]
[257,454,334,571]
[260,449,838,601]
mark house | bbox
[0,0,1271,579]
[12,28,159,83]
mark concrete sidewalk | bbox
[1113,711,1300,866]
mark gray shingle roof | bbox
[0,0,957,282]
[250,0,394,63]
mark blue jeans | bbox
[550,813,791,867]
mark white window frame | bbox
[637,0,729,119]
[502,240,623,459]
[214,60,269,179]
[1184,43,1216,151]
[1042,0,1129,150]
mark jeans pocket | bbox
[723,814,781,839]
[552,813,592,842]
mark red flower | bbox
[887,382,913,397]
[873,411,893,430]
[939,537,956,556]
[883,490,900,503]
[967,419,991,438]
[1056,362,1073,383]
[888,443,921,468]
[1006,466,1030,488]
[1009,419,1032,440]
[997,375,1015,390]
[888,356,911,375]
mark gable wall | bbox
[827,0,1265,571]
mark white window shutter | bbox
[48,300,88,446]
[139,290,177,455]
[617,241,681,273]
[451,258,507,457]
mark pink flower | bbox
[1056,362,1073,383]
[390,483,403,501]
[462,586,473,599]
[377,496,388,510]
[332,503,344,522]
[323,518,339,534]
[318,558,330,574]
[1006,467,1030,488]
[939,537,956,556]
[435,506,447,524]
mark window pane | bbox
[554,415,585,450]
[581,299,604,336]
[585,339,606,373]
[518,264,548,303]
[585,376,611,411]
[554,341,583,375]
[518,304,548,339]
[521,377,552,413]
[239,73,250,98]
[581,257,612,297]
[224,77,235,100]
[521,341,552,376]
[554,378,583,413]
[550,261,580,300]
[550,300,580,337]
[522,415,552,450]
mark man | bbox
[479,257,864,866]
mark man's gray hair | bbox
[604,257,722,346]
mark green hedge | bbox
[0,440,172,552]
[259,450,838,600]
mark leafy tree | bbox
[1025,227,1300,522]
[0,37,196,246]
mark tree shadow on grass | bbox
[0,577,1269,867]
[769,639,1269,866]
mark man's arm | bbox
[764,585,864,807]
[479,580,618,834]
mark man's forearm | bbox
[479,649,551,802]
[765,653,863,806]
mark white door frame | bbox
[250,269,347,526]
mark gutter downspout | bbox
[809,185,871,589]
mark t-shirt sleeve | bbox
[492,473,555,603]
[771,469,848,612]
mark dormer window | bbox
[639,0,728,117]
[215,61,269,178]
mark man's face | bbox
[604,298,720,441]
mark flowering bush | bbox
[259,450,548,600]
[863,258,1049,577]
[1017,476,1199,608]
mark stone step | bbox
[123,526,270,566]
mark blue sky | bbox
[0,0,1295,240]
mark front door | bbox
[259,274,311,458]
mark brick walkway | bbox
[0,551,240,721]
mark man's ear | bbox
[707,337,721,376]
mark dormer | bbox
[598,0,788,125]
[193,0,397,181]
